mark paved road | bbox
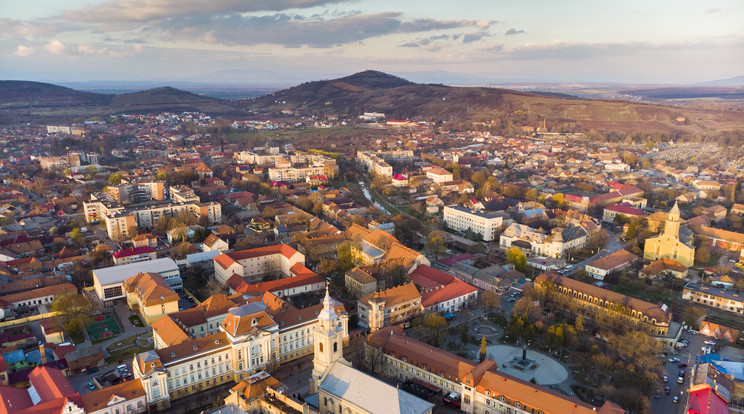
[567,228,623,275]
[649,330,707,414]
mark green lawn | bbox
[106,334,152,364]
[611,283,672,306]
[128,315,145,328]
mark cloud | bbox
[77,44,109,55]
[705,8,722,14]
[505,28,524,35]
[44,39,67,55]
[462,31,488,43]
[400,34,455,47]
[154,12,485,48]
[64,0,349,24]
[14,45,35,56]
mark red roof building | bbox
[112,246,157,266]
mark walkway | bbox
[485,344,568,385]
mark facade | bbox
[358,282,422,331]
[643,202,695,267]
[123,272,180,324]
[355,151,414,180]
[443,206,504,242]
[500,223,588,259]
[202,234,229,252]
[682,282,744,315]
[105,181,168,204]
[0,283,76,310]
[213,245,305,284]
[134,289,348,410]
[425,166,454,184]
[534,273,673,339]
[93,258,182,306]
[365,327,624,414]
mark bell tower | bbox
[664,201,680,239]
[311,285,346,391]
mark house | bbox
[705,205,728,222]
[391,174,408,187]
[223,371,289,412]
[131,233,158,249]
[425,166,453,184]
[602,203,646,223]
[40,319,64,344]
[683,282,744,315]
[410,265,479,313]
[0,283,76,311]
[81,379,147,414]
[639,259,688,280]
[112,246,157,266]
[212,245,305,284]
[344,260,407,299]
[0,366,84,414]
[584,249,637,280]
[201,234,229,252]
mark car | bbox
[123,372,132,378]
[88,367,98,374]
[117,365,127,372]
[507,297,516,302]
[443,392,461,408]
[654,390,662,399]
[679,370,686,377]
[663,375,669,382]
[688,329,699,335]
[678,363,688,368]
[87,382,96,390]
[678,376,684,384]
[673,396,679,403]
[669,357,680,363]
[704,340,716,345]
[665,386,670,394]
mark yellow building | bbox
[643,202,695,267]
[123,272,180,324]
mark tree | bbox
[52,293,93,335]
[69,227,84,245]
[525,188,538,202]
[318,259,339,275]
[479,290,501,313]
[695,244,711,265]
[156,172,168,181]
[424,232,446,260]
[574,314,585,333]
[337,241,362,273]
[552,193,566,208]
[506,246,527,272]
[107,172,123,185]
[479,336,488,362]
[262,206,277,220]
[682,306,706,329]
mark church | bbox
[308,288,434,414]
[643,202,695,267]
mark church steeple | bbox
[664,201,680,238]
[311,284,348,392]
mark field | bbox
[87,313,122,341]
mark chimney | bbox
[39,344,47,365]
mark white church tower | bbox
[311,285,348,392]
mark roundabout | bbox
[485,344,568,385]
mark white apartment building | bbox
[213,245,305,284]
[443,206,504,241]
[268,165,326,182]
[425,166,453,184]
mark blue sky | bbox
[1,0,742,84]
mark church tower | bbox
[664,201,681,238]
[311,286,347,392]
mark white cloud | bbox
[133,44,143,54]
[14,45,35,56]
[44,39,66,55]
[77,44,109,54]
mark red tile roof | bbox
[421,278,477,308]
[213,245,300,270]
[112,246,155,259]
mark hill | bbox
[0,81,240,124]
[0,81,113,108]
[244,71,744,137]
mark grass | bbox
[612,282,672,306]
[128,315,145,328]
[105,334,152,364]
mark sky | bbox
[1,0,743,85]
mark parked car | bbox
[443,392,461,408]
[673,396,679,403]
[88,367,99,374]
[665,386,670,394]
[669,357,680,363]
[663,376,668,382]
[678,376,684,384]
[704,340,716,345]
[87,382,96,390]
[678,363,688,368]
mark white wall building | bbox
[443,206,504,241]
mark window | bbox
[319,343,323,353]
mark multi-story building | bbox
[268,165,327,182]
[106,180,168,204]
[93,258,182,306]
[212,245,305,284]
[357,282,422,332]
[0,283,77,310]
[134,288,348,410]
[682,282,744,315]
[123,272,180,324]
[424,166,453,184]
[584,249,638,280]
[534,272,680,347]
[364,327,624,414]
[356,151,395,179]
[443,206,504,242]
